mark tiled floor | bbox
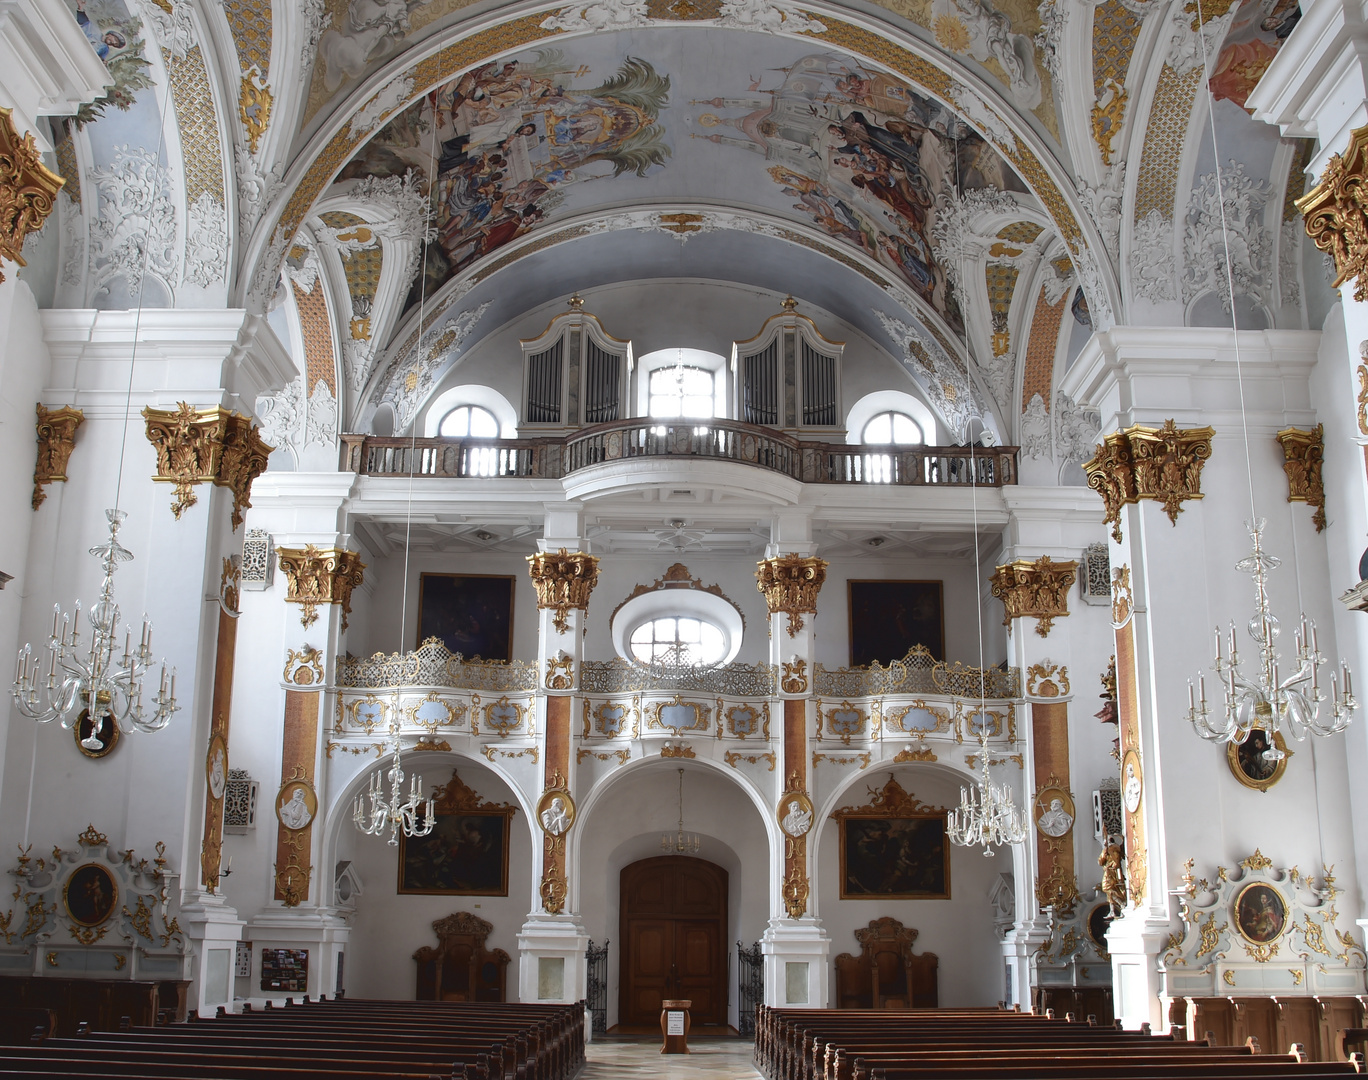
[583,1036,764,1079]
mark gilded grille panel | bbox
[1020,286,1067,413]
[1134,66,1201,223]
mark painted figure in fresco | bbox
[693,53,1025,329]
[351,52,670,312]
[318,0,433,92]
[75,0,125,59]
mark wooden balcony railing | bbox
[340,419,1018,487]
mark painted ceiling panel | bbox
[334,29,1030,333]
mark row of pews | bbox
[0,995,585,1080]
[754,1005,1368,1080]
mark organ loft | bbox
[4,0,1368,1075]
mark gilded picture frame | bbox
[64,862,118,927]
[1233,881,1288,945]
[74,709,119,759]
[833,777,950,900]
[1226,729,1291,792]
[398,770,516,896]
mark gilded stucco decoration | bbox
[32,405,83,511]
[1025,662,1069,699]
[283,645,325,687]
[276,546,366,629]
[989,556,1078,637]
[1083,421,1214,542]
[610,562,745,628]
[0,107,64,283]
[1276,425,1326,533]
[142,404,273,529]
[538,769,573,914]
[1298,123,1368,302]
[756,554,827,637]
[527,549,600,634]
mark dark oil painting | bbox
[399,812,511,896]
[839,814,949,899]
[848,580,944,666]
[416,573,514,660]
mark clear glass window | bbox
[439,405,500,438]
[649,365,718,419]
[862,411,923,445]
[629,616,727,667]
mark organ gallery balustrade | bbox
[340,421,1018,487]
[327,640,1022,765]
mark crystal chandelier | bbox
[661,768,701,854]
[353,703,435,846]
[12,508,178,745]
[948,727,1027,856]
[1186,519,1355,753]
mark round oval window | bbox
[628,616,727,667]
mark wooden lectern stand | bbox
[660,998,691,1054]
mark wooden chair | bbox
[834,917,938,1010]
[412,911,510,1002]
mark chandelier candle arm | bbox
[1185,520,1356,749]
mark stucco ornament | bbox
[348,74,414,138]
[234,147,283,238]
[1071,247,1114,330]
[1021,393,1051,460]
[375,302,490,430]
[716,1,827,34]
[1279,220,1302,308]
[183,192,227,289]
[256,376,305,461]
[1162,3,1236,75]
[137,0,195,57]
[936,1,1042,110]
[1183,161,1271,311]
[873,309,984,441]
[929,185,1022,288]
[1077,164,1125,262]
[88,144,179,297]
[1054,392,1100,468]
[540,0,650,32]
[299,0,334,76]
[1130,209,1176,303]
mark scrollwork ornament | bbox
[0,107,64,283]
[1111,565,1133,629]
[527,549,600,634]
[1276,425,1326,532]
[32,405,83,510]
[277,546,365,629]
[1298,124,1368,302]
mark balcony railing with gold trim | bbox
[341,420,1017,487]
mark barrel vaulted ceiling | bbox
[34,0,1313,455]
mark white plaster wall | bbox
[415,280,949,442]
[814,765,1008,1007]
[574,759,771,1029]
[335,754,536,1000]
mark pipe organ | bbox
[733,301,843,432]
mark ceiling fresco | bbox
[332,31,1030,331]
[1208,0,1300,109]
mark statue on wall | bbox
[1099,835,1127,917]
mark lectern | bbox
[660,998,691,1054]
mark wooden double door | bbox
[619,856,728,1027]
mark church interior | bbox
[5,0,1368,1073]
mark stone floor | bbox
[583,1036,764,1079]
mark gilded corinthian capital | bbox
[1083,420,1213,542]
[0,107,63,283]
[142,403,273,529]
[1298,124,1368,302]
[33,404,83,510]
[277,546,366,630]
[526,549,600,634]
[990,556,1078,638]
[756,554,828,637]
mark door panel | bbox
[620,856,728,1027]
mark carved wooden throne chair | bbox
[834,916,938,1009]
[413,911,510,1002]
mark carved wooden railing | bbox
[341,421,1018,486]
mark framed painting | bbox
[416,573,515,660]
[847,580,944,667]
[1226,729,1291,792]
[64,862,118,927]
[1233,882,1287,945]
[834,775,950,899]
[399,769,516,896]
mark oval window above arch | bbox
[610,566,745,668]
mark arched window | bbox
[629,616,728,667]
[862,411,924,445]
[649,364,719,419]
[439,405,500,438]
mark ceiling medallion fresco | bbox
[334,33,1031,332]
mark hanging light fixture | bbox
[948,720,1028,855]
[661,768,701,854]
[941,168,1026,856]
[11,103,178,747]
[1182,2,1356,755]
[12,508,178,744]
[353,691,435,846]
[353,113,442,847]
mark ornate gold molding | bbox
[526,548,600,633]
[32,405,83,510]
[1026,662,1070,698]
[990,556,1078,637]
[142,403,272,529]
[756,554,828,636]
[239,68,271,155]
[1083,421,1214,542]
[1298,124,1368,301]
[277,546,365,629]
[538,768,572,915]
[0,107,63,283]
[1276,424,1326,532]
